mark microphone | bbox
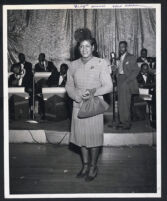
[110,52,116,59]
[110,52,118,72]
[110,52,117,65]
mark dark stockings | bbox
[80,146,100,177]
[80,146,89,173]
[89,147,100,176]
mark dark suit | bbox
[34,61,55,72]
[137,72,155,90]
[137,57,149,63]
[117,53,139,125]
[47,72,67,87]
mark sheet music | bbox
[42,87,66,93]
[139,88,149,95]
[34,72,51,78]
[8,87,25,93]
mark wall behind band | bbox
[7,9,155,70]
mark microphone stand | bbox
[109,52,117,128]
[26,68,38,124]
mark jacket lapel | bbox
[122,52,129,72]
[140,73,146,84]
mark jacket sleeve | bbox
[126,56,140,82]
[65,65,82,103]
[94,60,113,96]
[34,64,38,72]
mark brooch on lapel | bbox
[125,61,129,65]
[90,66,94,69]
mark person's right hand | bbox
[75,95,82,103]
[82,90,90,100]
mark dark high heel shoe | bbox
[85,165,98,182]
[76,163,89,178]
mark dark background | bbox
[0,0,167,201]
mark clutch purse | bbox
[77,88,109,119]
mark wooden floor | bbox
[9,144,156,194]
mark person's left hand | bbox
[82,90,90,100]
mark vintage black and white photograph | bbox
[3,3,161,199]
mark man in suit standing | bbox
[116,41,139,129]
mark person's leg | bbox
[81,146,89,164]
[85,146,100,181]
[76,146,89,178]
[119,84,131,126]
[90,147,100,167]
[117,76,131,128]
[117,76,123,125]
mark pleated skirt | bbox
[70,107,104,148]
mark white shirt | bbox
[58,75,63,86]
[18,78,23,86]
[142,74,147,83]
[18,64,25,86]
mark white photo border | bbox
[3,3,161,199]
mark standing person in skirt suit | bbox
[65,36,113,181]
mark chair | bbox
[131,88,153,124]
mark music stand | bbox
[26,72,52,123]
[26,71,39,124]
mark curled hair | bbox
[78,37,95,46]
[74,28,92,42]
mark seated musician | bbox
[34,53,58,120]
[35,53,55,72]
[34,53,58,90]
[10,53,33,93]
[137,48,149,64]
[9,64,33,91]
[47,63,68,87]
[137,63,155,91]
[9,61,33,119]
[47,63,72,119]
[137,63,156,126]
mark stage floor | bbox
[9,144,156,194]
[9,115,155,133]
